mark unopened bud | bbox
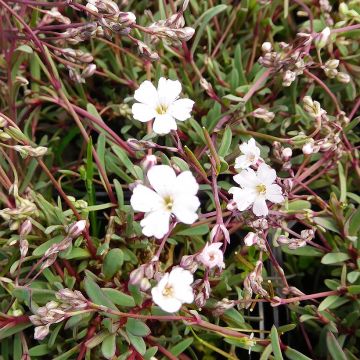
[314,27,331,49]
[336,72,350,83]
[303,96,325,118]
[82,64,97,78]
[140,278,151,292]
[0,116,8,128]
[282,147,292,159]
[129,266,145,286]
[282,70,296,87]
[34,325,50,340]
[118,12,136,27]
[86,3,98,13]
[19,239,29,258]
[277,235,290,245]
[20,219,32,237]
[141,155,157,172]
[324,59,339,69]
[68,220,86,238]
[252,108,275,123]
[261,42,272,52]
[302,141,314,155]
[244,232,260,246]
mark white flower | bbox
[151,267,194,312]
[197,242,225,269]
[130,165,200,239]
[229,163,284,217]
[131,77,194,135]
[234,138,261,170]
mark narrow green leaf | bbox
[321,253,350,265]
[285,347,312,360]
[270,326,283,360]
[101,334,116,359]
[169,338,194,356]
[83,277,118,310]
[326,332,347,360]
[102,249,124,279]
[126,318,151,337]
[102,288,135,307]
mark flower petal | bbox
[252,196,268,216]
[151,287,182,313]
[169,98,194,121]
[174,171,199,196]
[233,168,258,188]
[257,163,276,185]
[153,114,177,135]
[234,155,251,170]
[266,184,284,203]
[157,78,182,105]
[229,187,257,211]
[132,103,157,122]
[140,210,170,239]
[130,184,163,212]
[134,80,158,106]
[169,267,194,286]
[147,165,177,197]
[172,195,200,224]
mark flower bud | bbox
[336,72,350,83]
[282,70,296,87]
[324,59,339,69]
[118,12,136,27]
[244,232,259,246]
[180,255,199,273]
[141,155,157,172]
[277,235,290,245]
[261,42,272,52]
[129,266,145,286]
[314,27,331,49]
[86,3,98,13]
[303,96,325,118]
[82,64,97,78]
[302,141,314,155]
[34,325,50,340]
[252,108,275,123]
[20,219,32,237]
[0,115,8,128]
[19,239,29,258]
[68,220,86,238]
[140,278,151,292]
[282,147,292,160]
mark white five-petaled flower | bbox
[229,163,284,217]
[197,242,225,269]
[131,77,194,135]
[130,165,200,239]
[234,138,261,170]
[151,267,194,313]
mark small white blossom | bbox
[229,163,284,217]
[132,77,194,135]
[151,267,194,313]
[197,242,225,269]
[130,165,200,239]
[234,138,261,170]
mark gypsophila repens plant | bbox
[0,0,359,358]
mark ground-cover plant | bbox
[0,0,359,359]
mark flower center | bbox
[256,184,267,195]
[156,104,168,115]
[209,253,215,261]
[162,284,174,297]
[163,196,174,211]
[247,153,256,162]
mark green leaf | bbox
[16,44,33,54]
[318,296,340,311]
[191,5,228,55]
[127,332,146,355]
[337,162,347,202]
[175,224,209,236]
[126,318,151,337]
[102,249,124,279]
[101,334,116,359]
[169,338,194,356]
[314,217,340,234]
[321,253,350,265]
[326,332,347,360]
[29,345,50,356]
[260,344,273,360]
[281,246,323,257]
[102,288,135,307]
[83,277,118,310]
[285,347,312,360]
[218,126,232,157]
[0,323,31,340]
[270,326,283,360]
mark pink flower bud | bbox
[244,232,259,246]
[20,219,32,237]
[68,220,86,238]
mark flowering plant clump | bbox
[0,0,360,359]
